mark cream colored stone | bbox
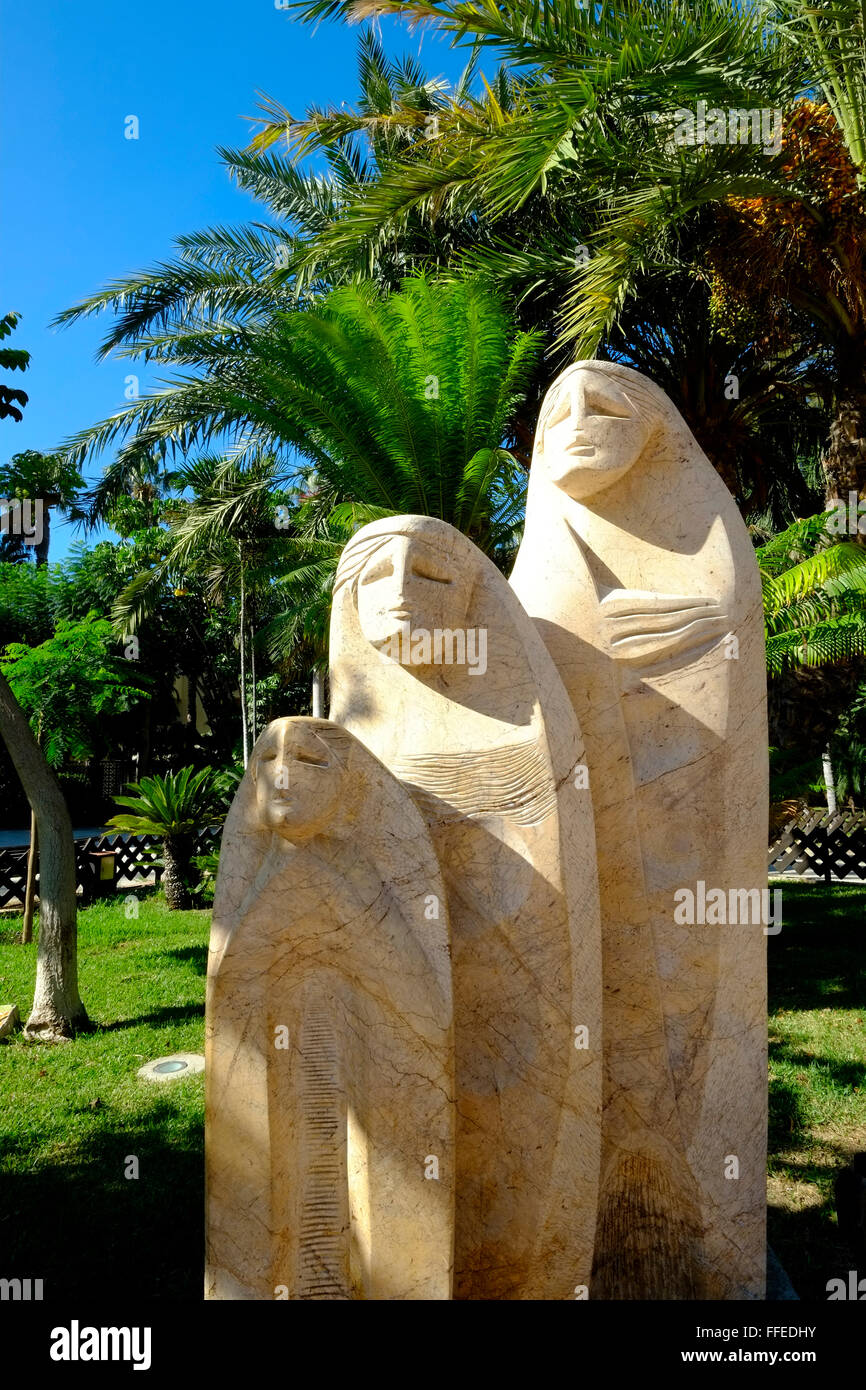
[0,1004,19,1040]
[511,360,768,1300]
[329,515,603,1299]
[205,717,455,1301]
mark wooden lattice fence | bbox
[768,809,866,883]
[0,829,221,909]
[0,848,29,911]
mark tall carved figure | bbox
[329,515,603,1299]
[205,716,455,1300]
[511,361,768,1300]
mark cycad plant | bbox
[107,766,236,909]
[59,275,541,559]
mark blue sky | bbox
[1,1,469,559]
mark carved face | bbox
[355,533,474,662]
[541,368,654,500]
[252,723,344,842]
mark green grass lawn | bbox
[767,881,866,1301]
[0,893,209,1300]
[1,881,864,1301]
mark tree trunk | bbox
[21,809,38,944]
[33,504,51,567]
[312,669,325,719]
[239,548,249,767]
[822,745,838,816]
[162,835,194,910]
[0,672,87,1039]
[250,615,258,745]
[822,345,866,508]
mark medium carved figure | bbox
[329,515,603,1299]
[205,716,455,1301]
[511,361,768,1299]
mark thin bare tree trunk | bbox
[312,669,325,719]
[250,609,258,746]
[823,745,838,816]
[239,547,249,768]
[0,672,87,1040]
[21,809,38,944]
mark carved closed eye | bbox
[293,749,330,768]
[584,387,631,419]
[546,383,632,428]
[410,558,453,585]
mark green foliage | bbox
[191,848,221,901]
[0,450,83,506]
[757,513,866,673]
[0,562,55,646]
[1,614,147,766]
[57,275,540,681]
[0,311,29,422]
[830,682,866,802]
[107,766,237,837]
[58,276,540,553]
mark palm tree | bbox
[66,276,539,712]
[59,273,541,557]
[284,2,866,497]
[0,451,84,564]
[107,766,235,909]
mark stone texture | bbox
[329,515,603,1299]
[0,1004,20,1039]
[511,360,768,1299]
[205,717,455,1301]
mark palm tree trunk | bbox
[33,503,52,567]
[823,344,866,511]
[22,809,38,944]
[162,835,194,911]
[0,672,87,1039]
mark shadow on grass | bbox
[96,1004,204,1033]
[768,1152,864,1303]
[0,1104,203,1301]
[768,1073,811,1148]
[767,883,866,1299]
[164,945,209,975]
[769,883,866,1012]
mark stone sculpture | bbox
[328,515,603,1299]
[511,360,768,1299]
[205,716,455,1301]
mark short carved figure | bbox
[205,716,455,1300]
